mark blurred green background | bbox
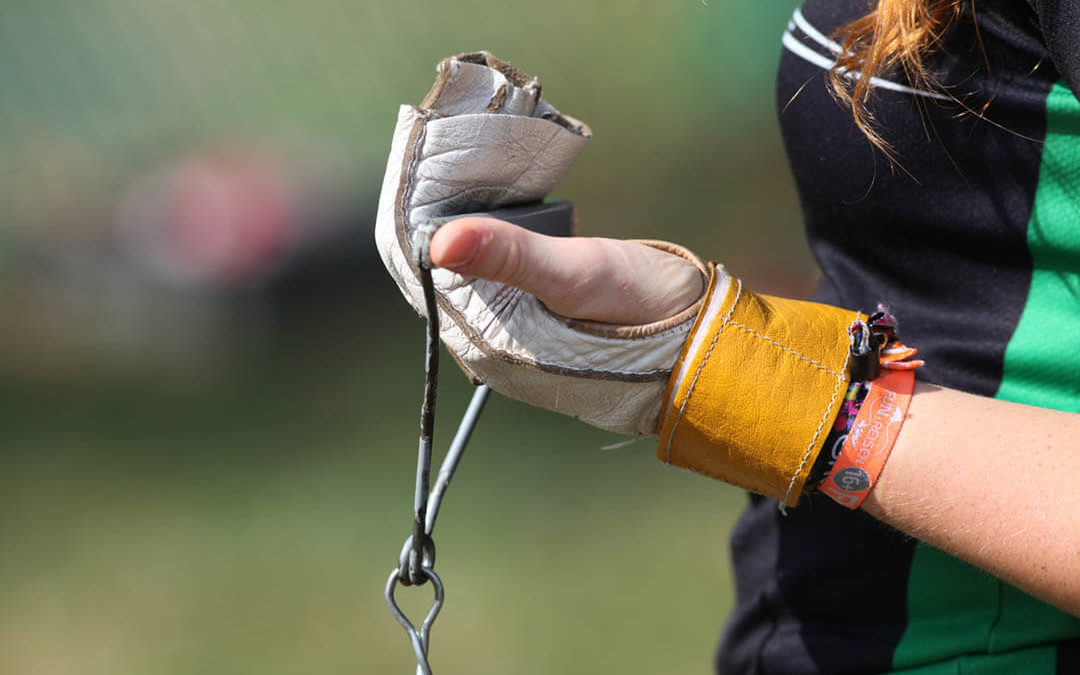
[0,1,812,673]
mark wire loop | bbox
[385,567,444,675]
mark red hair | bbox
[830,0,969,155]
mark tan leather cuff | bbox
[656,265,863,507]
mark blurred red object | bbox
[117,146,296,291]
[169,151,292,286]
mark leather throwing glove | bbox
[375,52,710,436]
[377,52,865,508]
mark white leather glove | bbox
[375,52,708,435]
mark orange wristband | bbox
[819,369,915,509]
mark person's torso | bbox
[718,1,1080,673]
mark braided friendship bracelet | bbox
[807,379,870,487]
[811,308,923,509]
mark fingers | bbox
[429,217,703,325]
[429,217,567,297]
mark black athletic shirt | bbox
[717,1,1080,673]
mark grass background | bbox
[0,1,811,673]
[1,301,749,675]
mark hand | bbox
[430,217,704,325]
[375,52,709,436]
[377,53,863,506]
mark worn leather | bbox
[375,52,712,435]
[657,266,862,507]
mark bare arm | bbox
[863,382,1080,616]
[431,218,1080,617]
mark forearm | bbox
[862,382,1080,617]
[415,200,1080,613]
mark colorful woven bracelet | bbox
[819,369,916,509]
[814,307,922,509]
[807,379,870,488]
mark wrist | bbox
[657,282,924,510]
[813,311,924,509]
[817,369,916,509]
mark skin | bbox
[431,217,1080,619]
[430,217,704,325]
[864,383,1080,617]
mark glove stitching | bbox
[726,321,843,379]
[663,279,744,464]
[779,311,859,509]
[663,280,858,508]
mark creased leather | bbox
[657,266,862,507]
[375,52,711,435]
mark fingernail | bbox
[436,228,482,269]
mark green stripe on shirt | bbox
[890,80,1080,675]
[997,81,1080,411]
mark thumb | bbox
[429,217,703,325]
